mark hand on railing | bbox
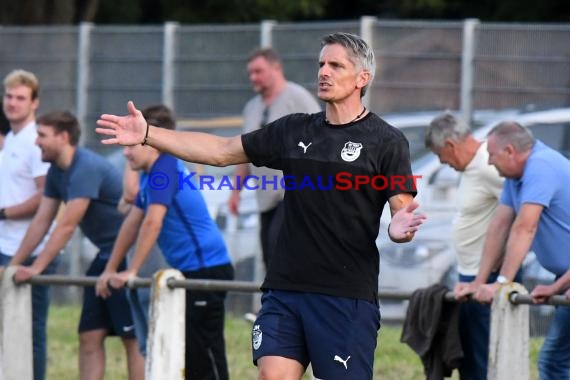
[109,270,138,291]
[472,283,500,303]
[454,281,479,301]
[531,283,560,304]
[95,270,117,299]
[454,281,500,303]
[13,265,40,284]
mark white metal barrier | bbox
[489,282,530,380]
[145,269,186,379]
[0,267,33,380]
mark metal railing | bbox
[0,269,567,379]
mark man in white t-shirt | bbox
[425,112,504,380]
[0,69,55,380]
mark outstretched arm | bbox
[96,101,249,167]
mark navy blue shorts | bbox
[78,255,136,338]
[251,290,380,379]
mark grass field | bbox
[47,305,543,379]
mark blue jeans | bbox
[538,305,570,379]
[457,273,495,380]
[127,287,151,356]
[0,252,60,380]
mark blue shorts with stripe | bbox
[251,290,381,379]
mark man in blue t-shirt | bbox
[11,111,144,379]
[95,104,234,380]
[456,121,570,380]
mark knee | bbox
[79,333,104,353]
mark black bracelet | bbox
[141,123,150,146]
[0,208,6,220]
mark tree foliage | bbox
[0,0,568,25]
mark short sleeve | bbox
[377,135,417,198]
[520,159,558,207]
[147,155,178,207]
[67,165,105,200]
[241,116,289,169]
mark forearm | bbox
[474,219,510,284]
[27,224,75,272]
[9,220,53,266]
[105,221,139,273]
[2,192,42,220]
[128,219,162,274]
[550,270,570,294]
[145,127,248,167]
[499,224,536,281]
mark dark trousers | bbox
[259,201,284,270]
[183,263,234,380]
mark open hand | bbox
[388,201,426,241]
[96,101,147,146]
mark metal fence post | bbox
[0,267,33,380]
[460,18,479,125]
[260,20,276,48]
[162,22,179,110]
[488,282,529,380]
[76,22,93,146]
[360,15,377,110]
[145,269,186,380]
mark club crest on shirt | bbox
[340,141,363,162]
[252,325,262,350]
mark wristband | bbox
[141,123,150,146]
[0,208,6,220]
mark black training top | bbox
[242,111,416,302]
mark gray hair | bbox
[321,32,376,97]
[425,112,471,148]
[487,121,534,152]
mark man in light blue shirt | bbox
[457,121,570,380]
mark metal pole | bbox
[460,19,480,125]
[360,16,377,110]
[260,20,276,48]
[76,22,93,146]
[162,22,179,110]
